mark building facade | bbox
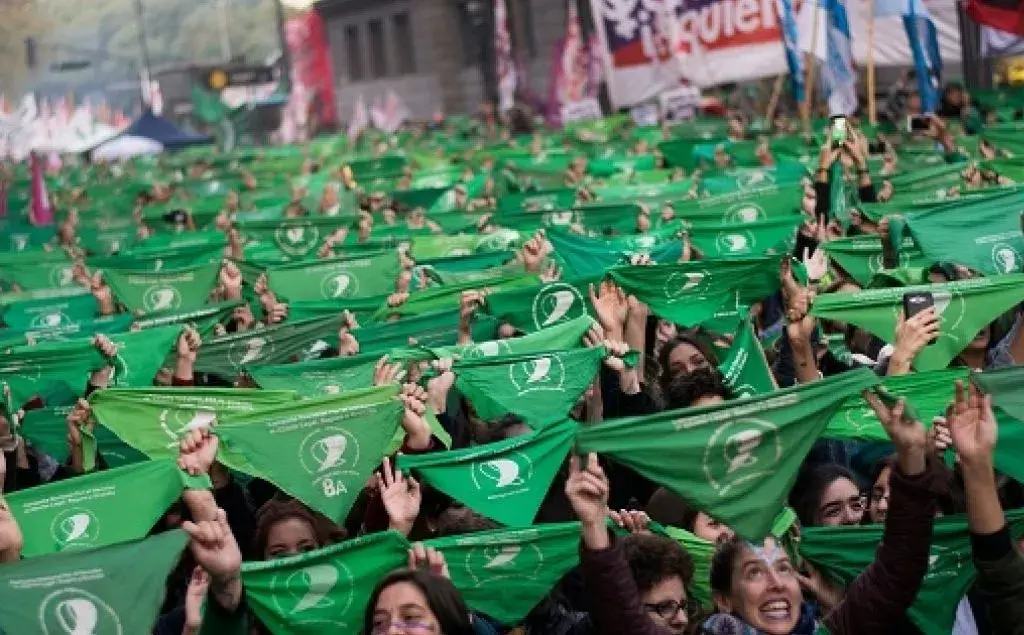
[316,0,574,121]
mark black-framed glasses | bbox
[644,600,691,621]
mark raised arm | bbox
[825,391,946,633]
[949,380,1024,633]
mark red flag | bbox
[967,0,1024,36]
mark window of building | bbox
[345,24,364,81]
[457,0,486,68]
[393,12,415,75]
[368,19,388,78]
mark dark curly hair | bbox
[621,533,694,595]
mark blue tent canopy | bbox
[124,109,212,149]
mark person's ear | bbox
[712,592,734,614]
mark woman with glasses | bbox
[565,453,694,635]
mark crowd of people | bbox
[0,85,1023,635]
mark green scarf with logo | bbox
[811,275,1024,371]
[89,387,298,468]
[718,319,777,398]
[102,262,220,315]
[267,253,401,302]
[897,188,1024,276]
[0,530,189,635]
[483,277,600,334]
[453,347,614,428]
[609,257,779,328]
[823,236,931,287]
[217,392,403,522]
[423,522,582,624]
[800,509,1024,635]
[242,531,410,635]
[577,368,881,539]
[193,314,345,380]
[684,217,800,258]
[824,369,969,443]
[374,273,539,321]
[6,461,209,558]
[399,419,578,527]
[426,315,596,362]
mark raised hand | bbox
[565,453,610,527]
[889,308,940,375]
[177,326,202,363]
[178,427,219,477]
[609,509,652,535]
[373,356,406,386]
[426,358,456,414]
[863,390,927,476]
[948,380,998,469]
[182,508,243,612]
[589,280,628,339]
[378,456,422,536]
[398,383,432,451]
[408,543,450,579]
[218,260,243,300]
[183,567,211,635]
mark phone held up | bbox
[903,291,937,346]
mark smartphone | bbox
[908,115,930,132]
[903,291,937,345]
[868,140,886,155]
[830,116,847,148]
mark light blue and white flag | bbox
[904,3,943,113]
[872,0,942,113]
[777,0,806,103]
[823,0,858,116]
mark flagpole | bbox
[766,74,785,124]
[802,0,823,140]
[867,0,877,125]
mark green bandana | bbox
[374,274,539,321]
[6,461,208,557]
[454,347,610,428]
[800,509,1024,635]
[0,530,189,635]
[399,419,578,527]
[267,253,401,302]
[577,368,881,539]
[89,387,298,467]
[242,531,410,634]
[19,404,147,468]
[107,326,181,389]
[194,315,344,380]
[684,217,800,258]
[427,315,596,361]
[483,277,600,334]
[610,258,779,328]
[824,369,969,443]
[823,236,931,287]
[811,275,1024,371]
[718,319,777,398]
[248,354,383,398]
[217,391,403,522]
[423,522,582,624]
[0,292,98,332]
[898,188,1024,276]
[102,262,220,315]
